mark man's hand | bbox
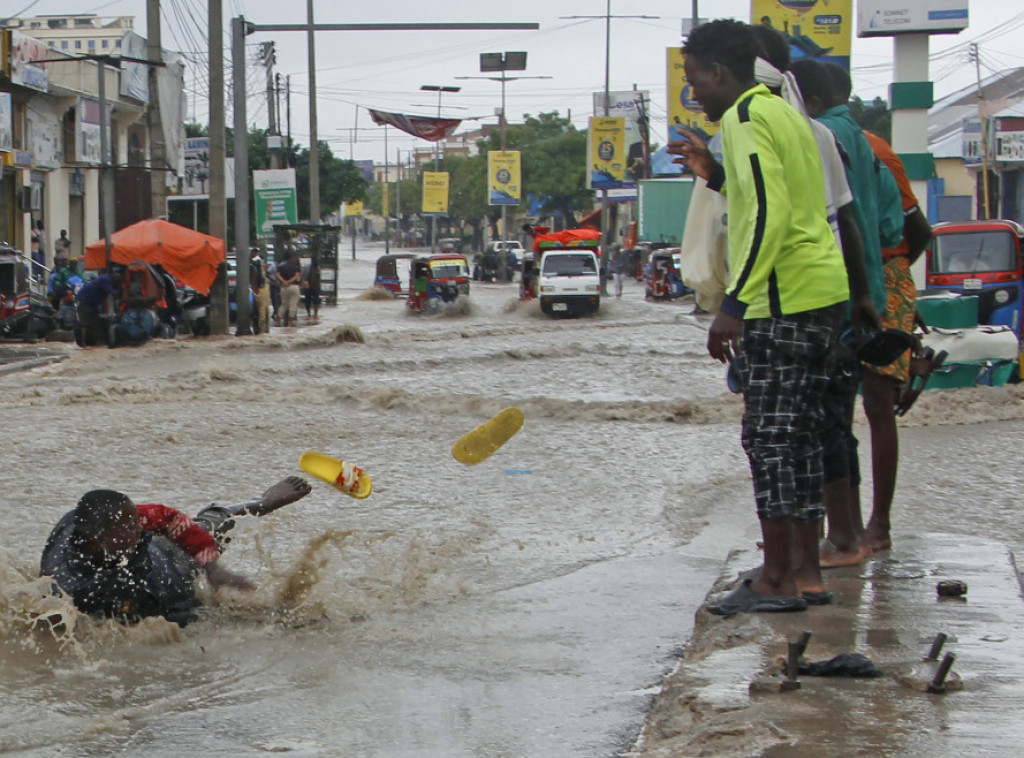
[666,129,717,182]
[204,560,256,592]
[849,294,883,334]
[707,311,742,364]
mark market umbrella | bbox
[84,219,225,295]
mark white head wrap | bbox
[754,57,809,118]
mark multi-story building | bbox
[2,15,133,57]
[1,21,183,268]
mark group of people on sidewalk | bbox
[249,248,322,332]
[669,19,935,615]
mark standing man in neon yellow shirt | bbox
[670,19,850,615]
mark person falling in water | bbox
[40,477,312,627]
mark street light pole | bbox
[420,84,460,253]
[458,52,549,282]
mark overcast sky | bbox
[16,0,1024,165]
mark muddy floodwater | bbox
[2,245,1024,757]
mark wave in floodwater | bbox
[0,521,473,662]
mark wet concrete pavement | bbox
[634,532,1024,757]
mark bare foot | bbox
[864,523,892,552]
[819,538,873,568]
[261,476,313,509]
[736,565,827,596]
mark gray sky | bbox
[21,0,1024,164]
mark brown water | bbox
[2,246,1023,757]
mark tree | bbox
[294,141,368,220]
[477,112,592,225]
[849,96,892,144]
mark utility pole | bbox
[458,52,549,282]
[396,147,402,248]
[233,16,252,335]
[420,84,460,253]
[384,124,390,254]
[262,41,280,169]
[146,0,166,219]
[307,0,320,222]
[970,43,991,220]
[208,0,229,334]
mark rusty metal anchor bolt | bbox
[928,652,957,694]
[781,639,802,691]
[925,632,949,661]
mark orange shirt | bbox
[863,131,919,261]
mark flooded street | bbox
[2,243,1024,757]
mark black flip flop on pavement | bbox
[801,590,834,606]
[706,579,808,616]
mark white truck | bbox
[537,249,601,316]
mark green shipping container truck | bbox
[637,179,694,246]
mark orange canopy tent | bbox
[531,227,601,253]
[84,219,225,295]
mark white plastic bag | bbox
[678,176,729,313]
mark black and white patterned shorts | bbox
[734,304,842,523]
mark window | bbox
[115,39,121,48]
[75,40,81,49]
[61,41,69,50]
[102,39,108,49]
[88,39,95,49]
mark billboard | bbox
[422,172,449,215]
[858,0,969,37]
[666,48,720,145]
[253,168,298,234]
[77,98,111,165]
[488,151,521,206]
[593,90,650,183]
[0,94,11,153]
[751,0,852,68]
[182,137,210,196]
[10,31,49,92]
[587,116,626,190]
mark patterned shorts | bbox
[734,304,843,523]
[863,256,916,384]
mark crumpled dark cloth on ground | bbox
[783,652,883,678]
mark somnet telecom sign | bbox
[857,0,968,36]
[253,169,298,234]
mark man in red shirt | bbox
[41,476,311,626]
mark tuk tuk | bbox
[373,253,416,296]
[644,249,690,300]
[407,254,471,312]
[926,219,1024,335]
[0,244,56,341]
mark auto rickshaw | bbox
[373,253,416,296]
[0,243,56,341]
[407,254,471,312]
[926,219,1024,335]
[644,249,691,300]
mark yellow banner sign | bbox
[750,0,852,67]
[345,200,363,216]
[666,47,720,144]
[422,171,449,216]
[382,183,390,217]
[487,151,521,206]
[588,116,626,190]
